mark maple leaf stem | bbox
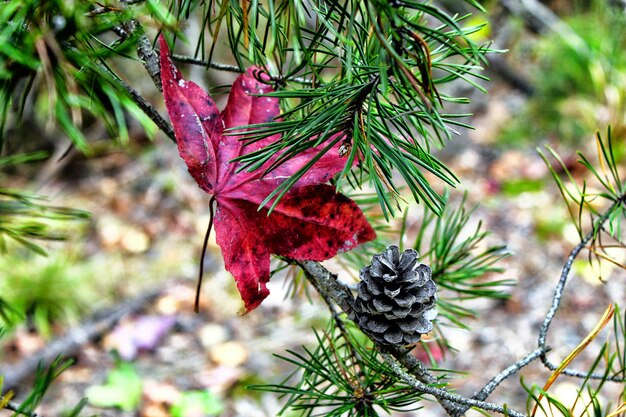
[195,196,216,313]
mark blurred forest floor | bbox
[2,2,626,416]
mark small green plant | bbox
[86,361,143,412]
[1,357,78,417]
[0,250,105,336]
[171,390,225,417]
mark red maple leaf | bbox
[159,36,376,312]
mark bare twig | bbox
[473,347,546,402]
[137,32,162,92]
[169,54,314,85]
[106,17,175,141]
[298,260,355,314]
[312,269,366,368]
[381,353,528,417]
[540,360,626,381]
[108,19,161,90]
[170,54,243,74]
[382,344,438,384]
[95,60,176,143]
[449,347,548,417]
[538,194,626,380]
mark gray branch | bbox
[298,261,355,314]
[137,33,162,92]
[170,54,243,74]
[88,55,175,143]
[381,353,528,417]
[107,15,175,142]
[473,348,546,402]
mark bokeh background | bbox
[1,1,626,416]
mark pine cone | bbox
[352,245,437,345]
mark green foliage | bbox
[86,361,143,412]
[502,1,626,145]
[0,297,22,336]
[500,178,545,196]
[0,339,86,416]
[0,0,166,151]
[0,153,90,336]
[0,250,107,336]
[250,319,425,416]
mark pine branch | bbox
[297,260,528,417]
[136,31,162,91]
[170,54,242,74]
[91,57,175,142]
[298,261,355,315]
[300,191,626,416]
[176,0,493,218]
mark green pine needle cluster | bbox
[167,0,493,218]
[0,153,89,256]
[0,357,81,417]
[415,194,513,326]
[250,320,425,417]
[0,0,166,151]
